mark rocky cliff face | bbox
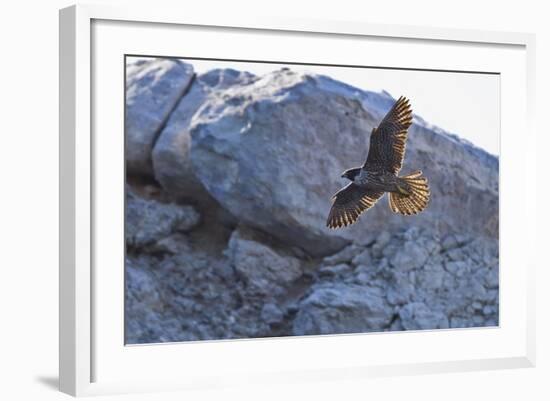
[125,58,499,344]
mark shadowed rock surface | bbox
[126,186,200,249]
[125,58,194,176]
[124,59,499,344]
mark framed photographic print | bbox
[59,4,536,397]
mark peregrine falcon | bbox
[327,96,430,229]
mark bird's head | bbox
[341,167,361,181]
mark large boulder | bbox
[125,58,194,176]
[185,69,498,256]
[152,69,257,201]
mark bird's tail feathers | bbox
[389,171,430,215]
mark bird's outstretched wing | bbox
[364,96,413,175]
[326,183,384,229]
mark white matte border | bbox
[59,4,536,397]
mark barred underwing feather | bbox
[389,171,430,215]
[326,183,384,229]
[327,97,430,229]
[364,96,413,175]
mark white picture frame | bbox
[59,4,536,397]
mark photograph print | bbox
[124,56,499,344]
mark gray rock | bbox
[126,246,271,343]
[322,244,362,265]
[472,301,483,311]
[125,256,169,343]
[446,247,467,261]
[483,305,498,317]
[354,271,373,285]
[450,317,475,329]
[318,263,352,277]
[386,285,413,305]
[126,187,200,248]
[484,265,499,288]
[152,69,257,201]
[261,303,285,325]
[148,233,192,255]
[441,233,471,250]
[416,263,446,290]
[389,241,430,271]
[292,284,393,335]
[225,227,303,296]
[376,231,393,248]
[351,248,373,266]
[399,302,449,330]
[126,58,194,176]
[444,260,470,276]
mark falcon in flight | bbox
[327,96,430,229]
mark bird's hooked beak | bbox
[340,172,346,178]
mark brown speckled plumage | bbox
[327,96,430,229]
